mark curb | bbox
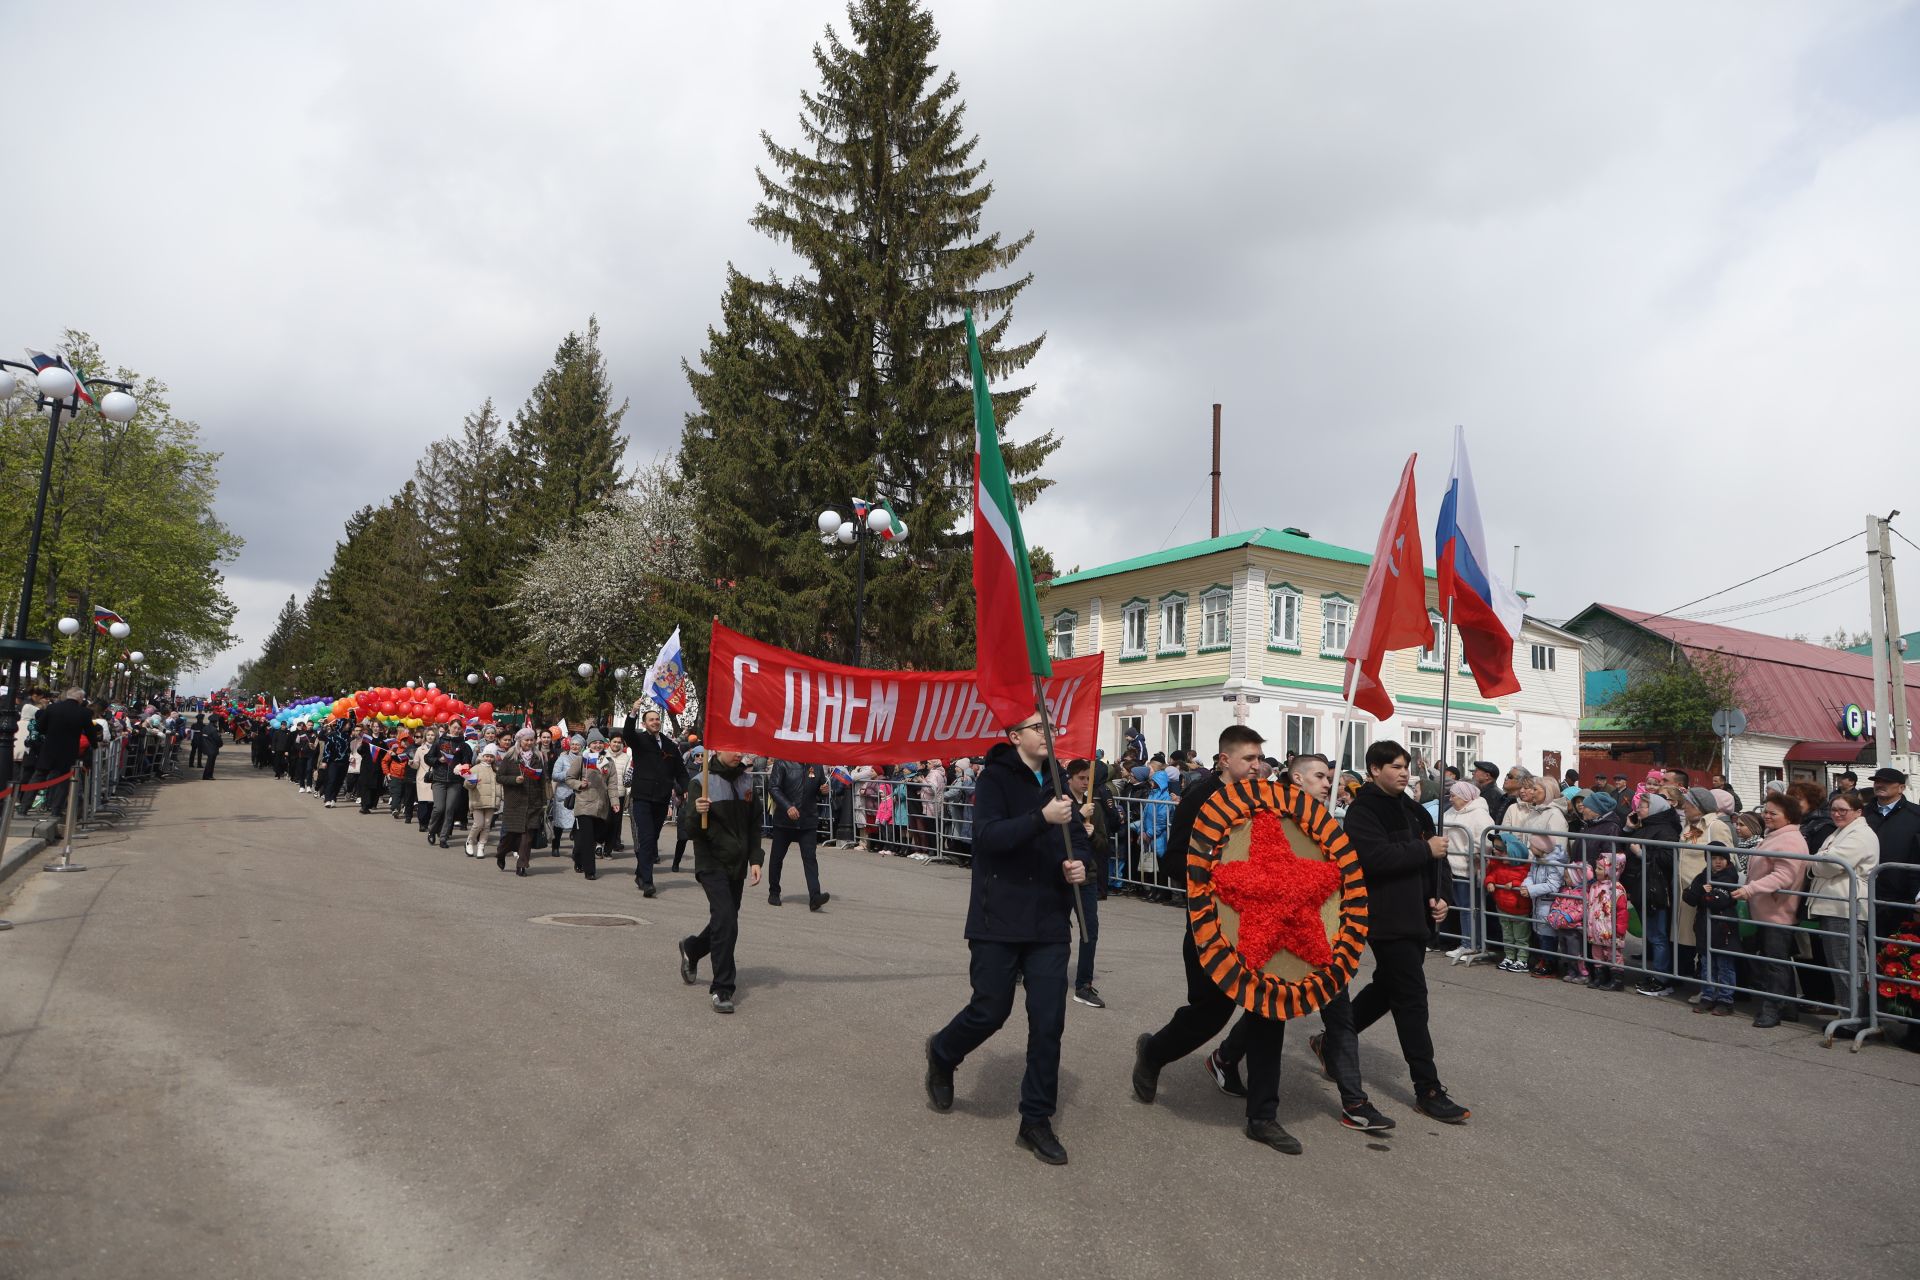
[0,833,51,889]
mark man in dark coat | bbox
[767,758,830,910]
[1472,761,1506,823]
[621,705,689,898]
[924,711,1088,1166]
[1864,767,1920,929]
[1343,739,1469,1124]
[196,716,222,780]
[1130,725,1309,1154]
[33,689,94,822]
[677,751,764,1014]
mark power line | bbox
[1710,573,1866,626]
[1679,567,1867,619]
[1155,477,1207,551]
[1642,530,1864,624]
[1889,523,1920,555]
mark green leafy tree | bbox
[1596,653,1751,764]
[680,0,1054,673]
[0,330,242,690]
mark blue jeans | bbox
[1448,879,1476,950]
[1643,907,1673,977]
[1703,954,1737,1004]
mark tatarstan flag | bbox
[967,309,1050,728]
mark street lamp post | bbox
[0,355,137,868]
[815,502,908,668]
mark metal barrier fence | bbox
[1857,862,1920,1050]
[1453,824,1868,1044]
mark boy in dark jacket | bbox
[1682,844,1741,1015]
[1343,740,1469,1124]
[677,752,764,1014]
[924,713,1088,1167]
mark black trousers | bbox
[321,760,348,802]
[1073,889,1100,990]
[201,748,219,780]
[632,796,671,885]
[1350,936,1441,1093]
[1143,931,1282,1121]
[1754,921,1796,1012]
[684,869,746,998]
[931,938,1070,1125]
[1220,987,1367,1108]
[767,825,821,899]
[571,814,601,873]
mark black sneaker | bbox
[1244,1119,1303,1154]
[1340,1101,1396,1132]
[678,940,698,986]
[1414,1087,1470,1124]
[1072,986,1105,1009]
[1131,1033,1160,1104]
[1015,1121,1068,1166]
[711,993,735,1015]
[1307,1032,1333,1081]
[768,892,782,906]
[1203,1048,1247,1098]
[924,1036,954,1112]
[809,893,830,911]
[1634,981,1677,998]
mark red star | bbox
[1213,810,1341,972]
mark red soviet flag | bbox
[1342,454,1431,722]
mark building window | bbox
[1200,585,1231,651]
[1451,732,1480,777]
[1284,713,1317,759]
[1159,592,1188,655]
[1052,610,1076,660]
[1120,599,1148,658]
[1337,720,1370,777]
[1268,584,1302,650]
[1320,594,1353,655]
[1165,712,1195,758]
[1406,728,1437,770]
[1117,714,1144,757]
[1418,612,1445,670]
[1530,644,1556,671]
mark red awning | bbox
[1784,741,1869,764]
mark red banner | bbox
[703,622,1104,765]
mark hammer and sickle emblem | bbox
[1387,534,1404,577]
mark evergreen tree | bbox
[680,0,1054,671]
[506,317,629,536]
[414,399,512,676]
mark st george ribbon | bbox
[703,622,1103,765]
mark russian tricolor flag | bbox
[25,349,95,406]
[1435,426,1525,700]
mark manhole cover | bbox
[531,913,644,928]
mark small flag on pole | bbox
[967,309,1051,728]
[25,348,95,406]
[1435,425,1524,699]
[1342,455,1432,721]
[92,604,125,635]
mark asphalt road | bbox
[1,766,1914,1280]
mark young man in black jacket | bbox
[924,711,1089,1166]
[1343,740,1469,1123]
[766,758,830,910]
[622,706,690,897]
[1130,725,1307,1154]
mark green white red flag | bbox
[967,309,1051,728]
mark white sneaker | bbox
[324,800,335,808]
[1445,946,1467,960]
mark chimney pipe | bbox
[1210,403,1222,538]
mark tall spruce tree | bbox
[506,317,629,536]
[414,399,512,676]
[681,0,1053,671]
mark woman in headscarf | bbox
[1624,791,1684,994]
[1674,786,1733,996]
[1443,780,1494,961]
[495,728,544,876]
[570,747,612,878]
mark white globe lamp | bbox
[866,506,892,533]
[57,616,81,636]
[36,366,76,400]
[109,621,131,640]
[816,509,841,538]
[129,650,145,664]
[577,663,594,679]
[99,390,138,423]
[836,521,856,545]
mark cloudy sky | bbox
[7,0,1918,688]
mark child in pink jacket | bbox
[1585,853,1631,992]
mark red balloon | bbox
[477,702,495,720]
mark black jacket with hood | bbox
[1342,781,1444,943]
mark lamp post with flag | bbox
[815,499,908,669]
[0,351,138,867]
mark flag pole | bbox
[1032,673,1090,945]
[1437,599,1454,842]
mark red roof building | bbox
[1566,603,1919,793]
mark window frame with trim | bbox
[1052,609,1077,660]
[1418,611,1446,670]
[1119,597,1149,661]
[1319,592,1354,658]
[1267,582,1303,652]
[1199,583,1232,653]
[1529,643,1556,672]
[1284,712,1317,759]
[1158,590,1188,657]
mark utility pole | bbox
[1866,510,1912,771]
[1209,403,1222,538]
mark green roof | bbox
[1051,527,1392,587]
[1844,631,1920,659]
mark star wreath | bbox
[1186,779,1369,1020]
